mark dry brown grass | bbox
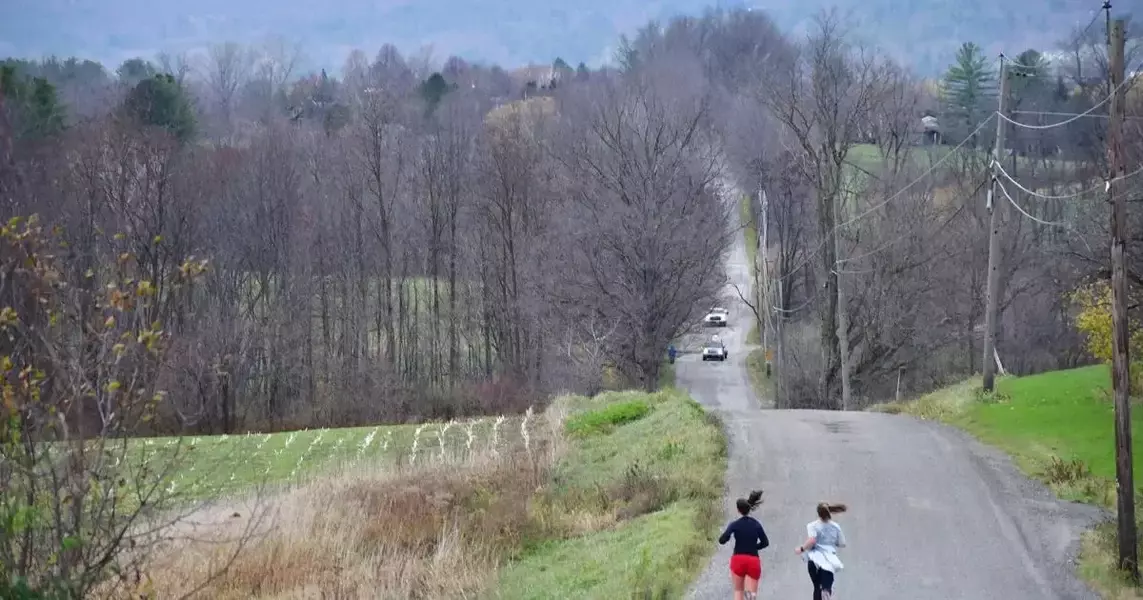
[142,406,569,599]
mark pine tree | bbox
[940,42,997,147]
[122,73,196,143]
[0,65,66,140]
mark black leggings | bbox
[807,561,835,600]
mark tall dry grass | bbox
[142,403,569,599]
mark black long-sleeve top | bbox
[718,516,770,556]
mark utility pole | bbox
[982,56,1010,392]
[759,185,768,360]
[758,187,777,377]
[1107,16,1137,581]
[776,277,785,408]
[835,192,852,410]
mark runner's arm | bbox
[757,523,770,550]
[718,522,734,545]
[797,536,816,552]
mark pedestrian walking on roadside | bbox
[794,503,848,600]
[718,490,769,600]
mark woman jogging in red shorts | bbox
[718,490,769,600]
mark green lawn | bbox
[952,366,1135,489]
[871,364,1143,598]
[493,388,727,599]
[124,415,526,502]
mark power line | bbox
[998,61,1143,130]
[993,159,1143,200]
[1002,1,1107,71]
[993,175,1096,256]
[772,114,998,283]
[772,288,819,315]
[1010,110,1143,121]
[835,201,970,265]
[994,177,1071,227]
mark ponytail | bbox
[816,502,847,520]
[736,489,764,515]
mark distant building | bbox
[921,114,941,145]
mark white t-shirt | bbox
[803,519,846,572]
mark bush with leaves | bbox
[0,215,209,597]
[1069,280,1143,393]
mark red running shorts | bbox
[729,554,762,579]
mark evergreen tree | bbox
[122,73,196,143]
[418,72,451,114]
[940,42,996,147]
[1010,49,1050,96]
[0,64,66,140]
[313,69,337,107]
[116,58,157,86]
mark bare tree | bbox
[155,51,192,85]
[202,42,257,135]
[556,55,732,390]
[0,213,262,597]
[760,9,892,407]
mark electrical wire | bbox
[772,289,819,315]
[993,160,1143,200]
[998,61,1143,130]
[1002,2,1105,72]
[772,114,998,283]
[994,177,1071,227]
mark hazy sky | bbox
[0,0,746,73]
[0,0,1117,77]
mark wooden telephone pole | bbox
[836,193,852,410]
[760,188,775,382]
[982,56,1010,392]
[1107,15,1137,580]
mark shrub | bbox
[608,461,677,520]
[1043,456,1091,485]
[565,400,651,437]
[1069,281,1143,393]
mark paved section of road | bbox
[679,210,1106,599]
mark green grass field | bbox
[871,365,1143,598]
[493,388,727,598]
[98,376,725,597]
[127,415,527,502]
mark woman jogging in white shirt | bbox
[794,502,847,600]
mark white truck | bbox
[703,307,729,327]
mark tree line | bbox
[2,7,1140,427]
[1,19,742,437]
[2,4,1142,595]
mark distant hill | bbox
[765,0,1124,75]
[0,0,1132,77]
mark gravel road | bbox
[678,220,1107,599]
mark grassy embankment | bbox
[870,365,1143,598]
[739,194,774,405]
[136,368,725,598]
